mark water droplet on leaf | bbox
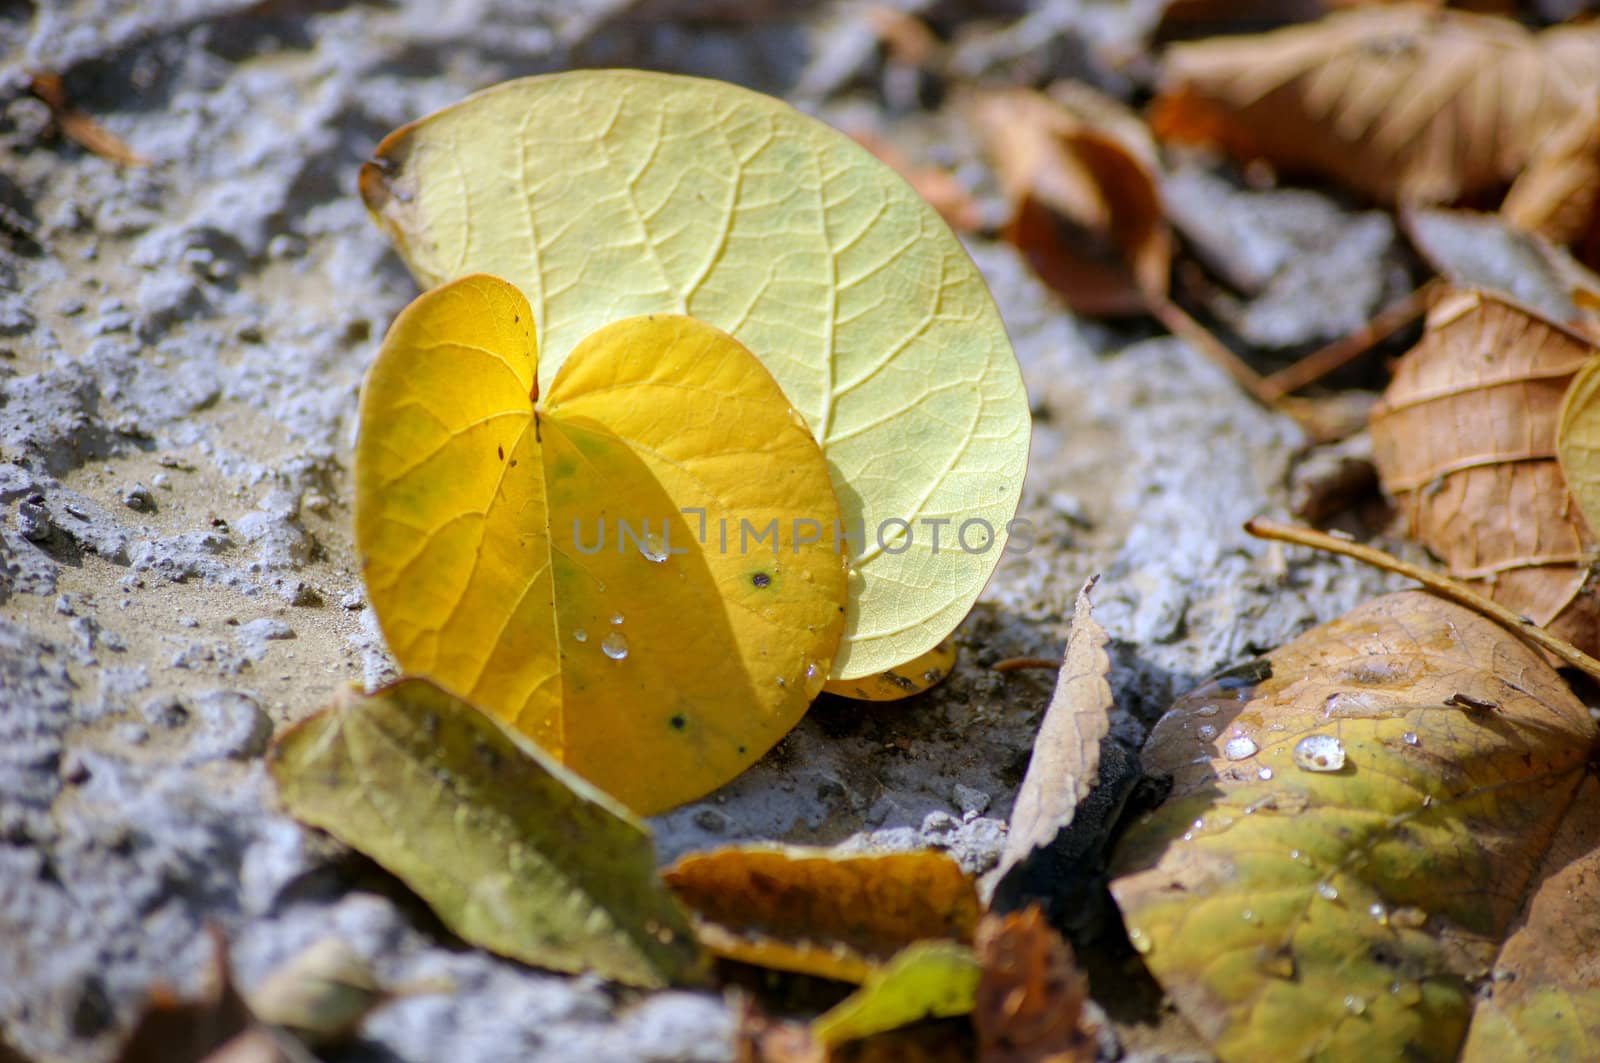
[1293,734,1346,772]
[1197,723,1218,740]
[1257,766,1274,780]
[601,632,630,660]
[1402,731,1420,746]
[1224,735,1259,760]
[641,533,668,563]
[1316,881,1339,901]
[573,628,588,643]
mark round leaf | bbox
[359,70,1031,679]
[355,274,848,814]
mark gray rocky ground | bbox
[0,3,1405,1060]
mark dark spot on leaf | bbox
[751,572,771,588]
[670,714,686,731]
[509,459,518,467]
[737,745,747,754]
[497,445,504,460]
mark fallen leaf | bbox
[245,938,389,1048]
[663,845,979,983]
[1369,289,1600,655]
[1458,776,1600,1061]
[28,72,149,167]
[821,636,957,701]
[1109,590,1598,1060]
[992,577,1111,883]
[813,941,980,1048]
[1557,353,1600,554]
[1404,208,1600,324]
[971,84,1170,316]
[355,273,847,814]
[974,908,1096,1063]
[359,70,1031,681]
[268,678,705,988]
[1152,9,1600,205]
[846,130,982,234]
[1503,98,1600,269]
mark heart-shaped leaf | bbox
[355,274,848,813]
[359,70,1030,680]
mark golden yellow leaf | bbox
[1110,591,1597,1061]
[663,845,979,984]
[1152,9,1599,205]
[1559,352,1600,550]
[358,70,1030,680]
[821,636,957,702]
[354,274,847,813]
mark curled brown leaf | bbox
[1369,289,1600,654]
[1153,9,1599,205]
[971,85,1170,316]
[974,908,1096,1063]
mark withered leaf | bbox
[663,845,979,983]
[245,938,388,1048]
[971,85,1170,316]
[268,679,704,989]
[1110,591,1598,1060]
[993,577,1112,881]
[28,73,149,167]
[1369,289,1600,655]
[974,908,1096,1063]
[1152,9,1600,205]
[1458,775,1600,1060]
[1503,99,1600,270]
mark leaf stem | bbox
[1244,517,1600,684]
[1259,280,1440,401]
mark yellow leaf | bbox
[813,941,981,1048]
[1109,591,1596,1061]
[354,275,847,814]
[358,71,1030,680]
[663,845,979,983]
[1558,352,1600,544]
[822,636,957,702]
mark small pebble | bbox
[121,483,154,511]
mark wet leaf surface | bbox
[664,845,979,983]
[355,273,847,813]
[269,679,706,988]
[1110,591,1597,1060]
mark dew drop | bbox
[596,580,606,592]
[1129,927,1152,954]
[1241,908,1257,923]
[776,677,787,687]
[1194,705,1219,717]
[1369,902,1388,925]
[1257,767,1274,781]
[610,612,624,626]
[641,533,669,563]
[573,628,588,643]
[1293,734,1346,772]
[805,662,818,678]
[1402,731,1420,747]
[1196,723,1218,741]
[601,631,629,660]
[1343,994,1366,1016]
[1316,881,1339,901]
[1224,735,1259,761]
[1192,818,1206,831]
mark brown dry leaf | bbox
[974,908,1096,1063]
[993,576,1111,882]
[1369,289,1600,655]
[1503,98,1600,269]
[1110,590,1599,1060]
[846,130,982,233]
[971,85,1170,316]
[1152,9,1600,205]
[664,846,980,983]
[28,73,149,167]
[1458,772,1600,1059]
